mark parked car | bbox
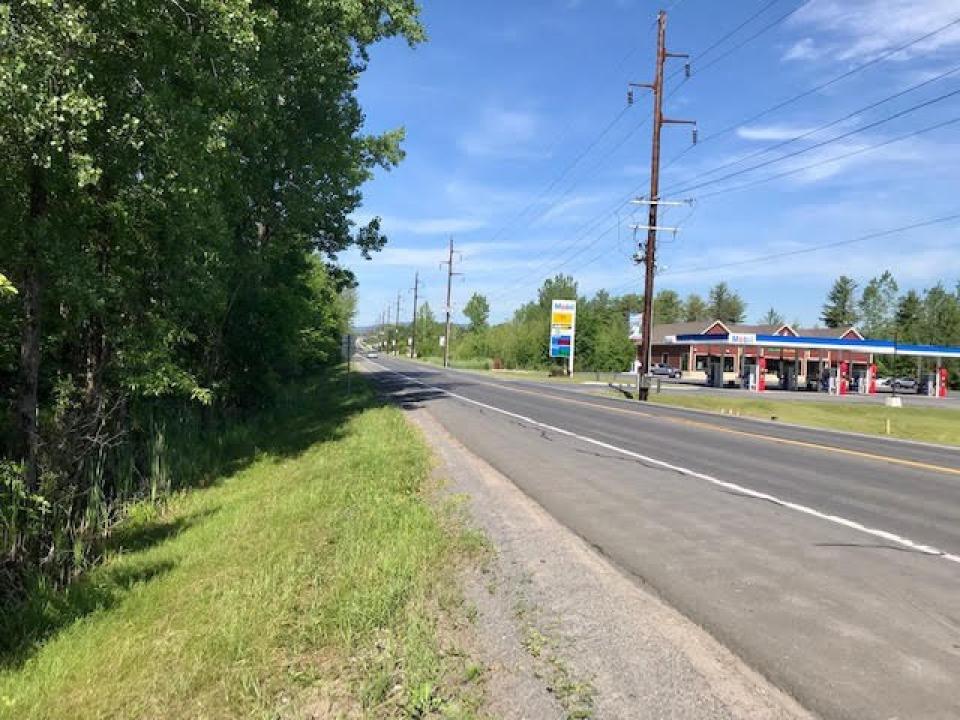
[649,362,682,379]
[874,377,893,392]
[892,376,919,393]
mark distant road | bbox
[365,355,960,720]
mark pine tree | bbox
[821,276,859,328]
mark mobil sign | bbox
[549,299,577,359]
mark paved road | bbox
[480,369,960,409]
[364,355,960,720]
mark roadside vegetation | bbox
[649,393,960,446]
[0,374,487,719]
[1,2,421,609]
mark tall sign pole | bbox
[629,9,695,400]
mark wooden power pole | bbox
[410,271,420,358]
[440,237,461,368]
[630,9,695,400]
[394,291,402,355]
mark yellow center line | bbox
[436,368,960,478]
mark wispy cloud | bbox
[783,37,820,62]
[737,124,819,141]
[786,0,960,63]
[458,106,546,159]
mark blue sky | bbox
[345,0,960,328]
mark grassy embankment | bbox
[0,372,485,719]
[649,393,960,446]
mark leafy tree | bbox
[858,271,898,338]
[760,308,784,326]
[0,0,424,588]
[415,302,442,358]
[708,282,746,323]
[538,274,578,311]
[683,294,710,322]
[895,290,924,342]
[463,292,490,331]
[821,276,859,328]
[923,284,960,345]
[653,290,684,324]
[0,274,14,297]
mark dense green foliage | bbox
[1,1,421,601]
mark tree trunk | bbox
[18,166,47,491]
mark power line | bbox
[669,86,960,196]
[668,0,784,80]
[663,62,960,190]
[698,15,960,145]
[486,104,635,245]
[661,212,960,277]
[484,1,805,273]
[695,114,960,200]
[687,0,812,78]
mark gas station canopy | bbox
[669,332,960,359]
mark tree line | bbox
[1,1,420,602]
[377,272,959,382]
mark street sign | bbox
[628,312,642,340]
[549,300,577,373]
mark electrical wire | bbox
[660,212,960,277]
[663,62,960,191]
[668,86,960,196]
[694,114,960,200]
[698,15,960,145]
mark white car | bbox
[365,351,379,359]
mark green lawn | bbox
[0,375,484,719]
[649,393,960,446]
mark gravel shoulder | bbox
[405,406,814,720]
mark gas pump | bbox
[938,367,949,398]
[867,363,877,394]
[838,361,849,395]
[756,356,766,392]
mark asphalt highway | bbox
[364,355,960,720]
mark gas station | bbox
[636,321,958,398]
[668,330,956,397]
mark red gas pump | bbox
[939,367,949,398]
[757,357,766,392]
[838,361,849,395]
[868,363,877,394]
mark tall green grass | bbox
[0,374,484,718]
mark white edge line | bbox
[367,360,960,566]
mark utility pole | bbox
[394,292,402,356]
[440,236,462,368]
[629,9,695,400]
[410,271,421,358]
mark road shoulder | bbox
[405,405,813,720]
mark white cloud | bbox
[736,124,819,142]
[458,107,545,159]
[783,38,820,62]
[787,0,960,62]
